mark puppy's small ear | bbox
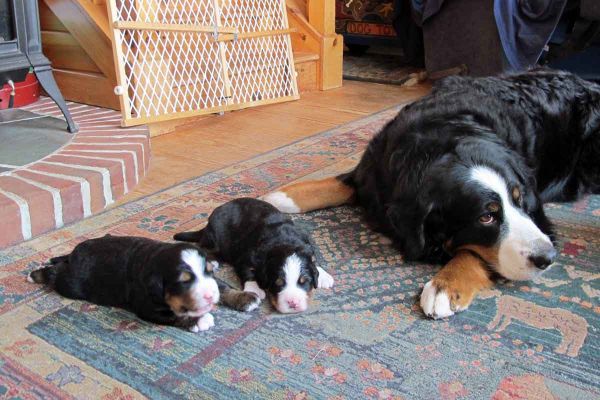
[296,246,319,289]
[304,251,319,289]
[310,262,319,289]
[145,272,165,304]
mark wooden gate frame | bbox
[107,0,299,126]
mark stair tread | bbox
[294,51,320,63]
[75,0,111,39]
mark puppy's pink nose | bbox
[203,293,214,302]
[287,299,298,309]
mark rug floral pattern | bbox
[0,106,598,399]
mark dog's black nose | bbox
[529,245,557,270]
[529,255,552,269]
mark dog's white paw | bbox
[317,267,334,289]
[420,281,456,319]
[244,281,266,300]
[376,235,393,246]
[189,312,215,333]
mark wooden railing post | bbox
[307,0,335,35]
[306,0,342,90]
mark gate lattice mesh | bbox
[108,0,299,126]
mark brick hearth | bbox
[0,98,150,248]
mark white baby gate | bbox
[108,0,299,126]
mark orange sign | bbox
[346,22,396,37]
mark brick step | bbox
[0,98,151,249]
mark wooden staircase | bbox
[39,0,119,109]
[287,0,343,91]
[39,0,343,110]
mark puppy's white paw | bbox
[189,313,215,333]
[233,291,261,312]
[317,267,334,289]
[420,281,455,319]
[244,281,266,300]
[243,295,261,312]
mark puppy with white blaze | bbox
[262,69,600,319]
[28,235,260,331]
[174,198,335,314]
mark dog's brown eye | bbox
[178,272,193,282]
[275,278,284,286]
[299,276,307,284]
[479,213,495,224]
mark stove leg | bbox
[33,65,78,133]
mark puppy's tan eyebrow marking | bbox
[178,271,193,282]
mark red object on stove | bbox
[0,73,40,110]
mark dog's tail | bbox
[28,254,69,285]
[173,229,205,243]
[217,280,261,312]
[261,175,355,213]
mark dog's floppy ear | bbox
[386,196,434,261]
[576,88,600,136]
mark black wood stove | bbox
[0,0,77,132]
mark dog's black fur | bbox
[342,68,600,264]
[173,198,319,306]
[29,235,258,330]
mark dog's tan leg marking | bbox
[262,177,354,213]
[420,251,493,319]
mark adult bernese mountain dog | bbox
[263,68,600,319]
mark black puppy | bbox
[28,235,260,331]
[174,198,334,313]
